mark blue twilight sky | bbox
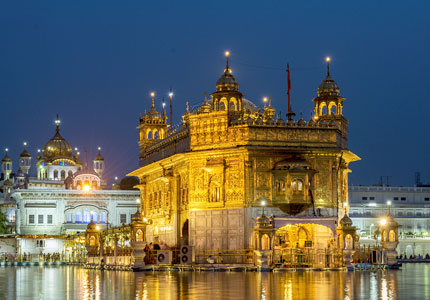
[1,1,430,186]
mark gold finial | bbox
[326,57,331,76]
[55,114,61,132]
[186,101,189,113]
[269,97,272,107]
[204,92,208,104]
[263,97,268,108]
[225,51,230,73]
[162,99,166,117]
[150,92,155,109]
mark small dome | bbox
[318,74,340,97]
[308,118,316,127]
[2,153,11,163]
[87,220,97,230]
[340,214,353,226]
[20,149,31,158]
[287,119,296,127]
[94,152,104,161]
[42,131,73,160]
[256,214,270,224]
[297,115,306,127]
[3,179,12,186]
[216,69,239,92]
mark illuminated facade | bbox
[0,117,139,255]
[129,54,360,252]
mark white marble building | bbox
[349,185,430,256]
[0,116,140,255]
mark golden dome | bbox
[42,116,73,161]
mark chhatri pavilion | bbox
[128,53,360,253]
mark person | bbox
[153,243,161,250]
[425,253,430,259]
[207,255,215,264]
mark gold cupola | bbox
[42,114,73,161]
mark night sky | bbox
[1,1,430,186]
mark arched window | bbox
[389,230,396,242]
[66,212,72,223]
[83,210,90,224]
[92,180,98,189]
[148,131,152,139]
[100,212,107,224]
[261,234,270,250]
[136,229,144,242]
[292,179,304,193]
[90,211,98,223]
[154,131,159,139]
[75,211,82,223]
[330,104,337,115]
[89,236,96,246]
[53,170,58,179]
[61,170,66,179]
[219,101,226,111]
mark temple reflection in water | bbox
[3,265,427,300]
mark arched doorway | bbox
[275,224,334,249]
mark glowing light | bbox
[98,147,101,151]
[23,142,27,147]
[380,218,387,226]
[77,152,80,155]
[114,176,118,181]
[96,225,100,231]
[326,57,331,62]
[5,148,8,152]
[74,147,78,151]
[150,92,155,97]
[263,97,268,103]
[143,218,148,222]
[136,198,140,204]
[83,184,91,192]
[225,51,230,57]
[261,200,266,206]
[162,103,166,108]
[169,92,173,97]
[369,203,377,207]
[37,149,41,153]
[387,200,391,206]
[343,201,348,207]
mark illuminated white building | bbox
[0,116,140,255]
[349,185,430,256]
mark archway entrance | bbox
[275,224,334,249]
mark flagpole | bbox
[286,63,295,120]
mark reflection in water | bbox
[0,264,428,299]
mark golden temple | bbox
[128,53,360,254]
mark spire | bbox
[55,114,61,133]
[204,92,208,104]
[169,88,173,129]
[225,51,230,73]
[326,57,331,76]
[150,92,155,110]
[84,149,87,167]
[162,98,166,118]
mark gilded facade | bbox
[129,54,360,252]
